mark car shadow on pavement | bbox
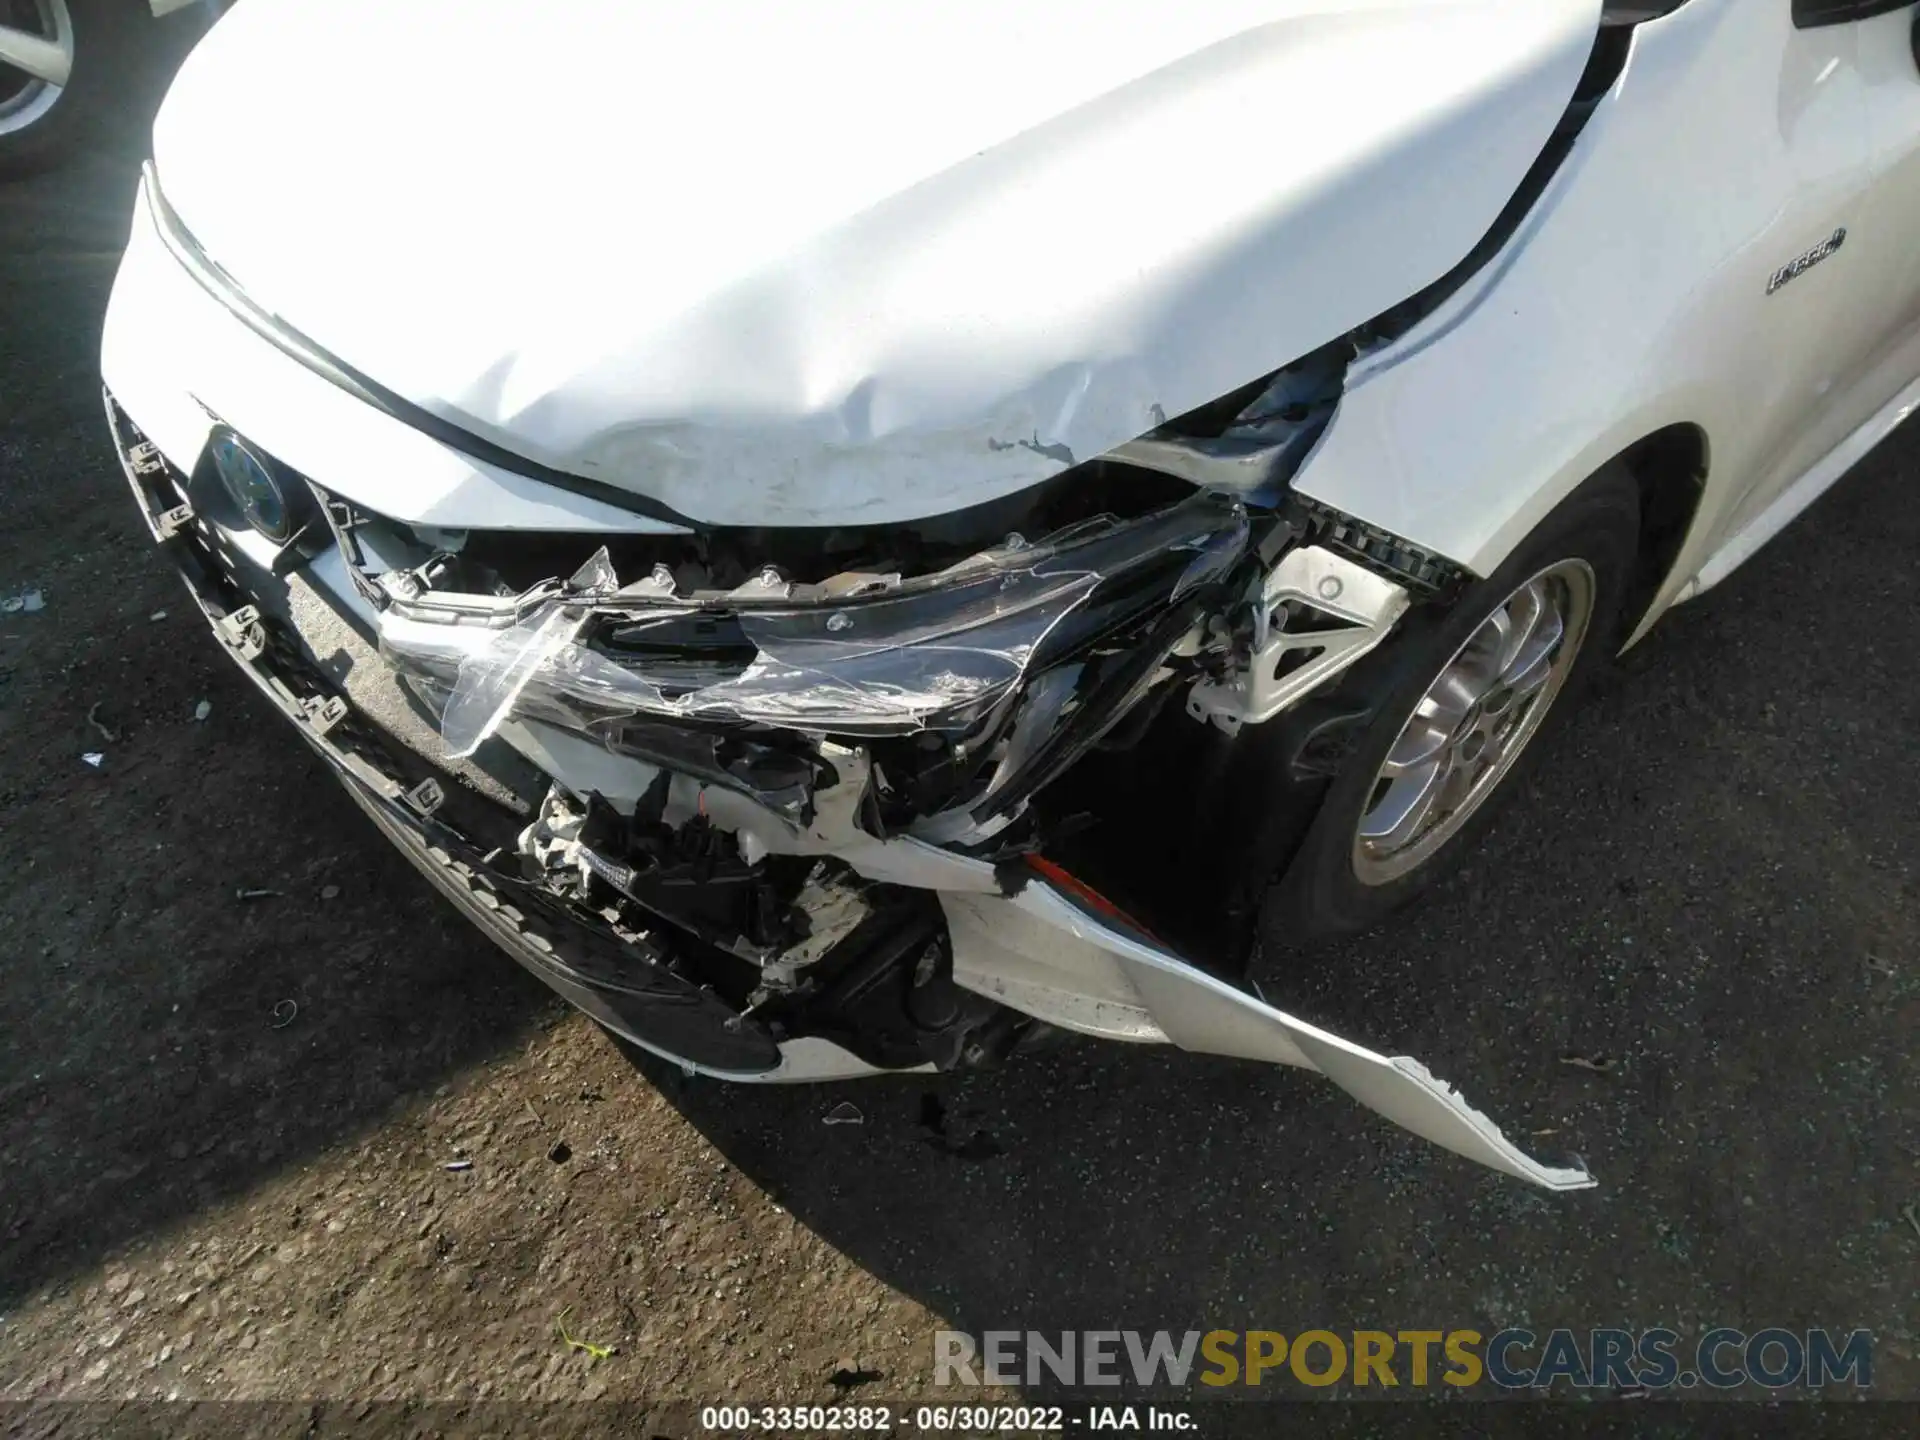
[0,144,558,1311]
[0,727,560,1311]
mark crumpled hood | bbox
[152,0,1598,527]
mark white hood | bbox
[152,0,1598,528]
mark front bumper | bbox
[108,395,854,1079]
[101,172,1595,1190]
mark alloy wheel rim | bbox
[1351,557,1595,886]
[0,0,73,138]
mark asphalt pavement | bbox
[0,115,1914,1419]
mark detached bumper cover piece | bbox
[945,886,1592,1191]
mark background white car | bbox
[99,0,1920,1189]
[0,0,216,177]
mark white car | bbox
[99,0,1920,1191]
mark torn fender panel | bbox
[945,883,1595,1191]
[152,0,1600,528]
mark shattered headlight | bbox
[374,493,1251,783]
[436,560,1101,756]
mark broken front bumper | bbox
[103,390,1589,1191]
[100,167,1593,1189]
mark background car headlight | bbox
[207,428,297,543]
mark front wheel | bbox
[1262,465,1640,944]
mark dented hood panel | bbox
[152,0,1599,527]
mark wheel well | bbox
[1616,423,1708,637]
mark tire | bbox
[0,0,141,180]
[1261,463,1640,945]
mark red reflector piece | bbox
[1026,855,1161,944]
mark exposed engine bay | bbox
[350,350,1430,988]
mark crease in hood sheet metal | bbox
[151,0,1601,527]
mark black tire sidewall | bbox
[1262,465,1641,946]
[0,0,142,180]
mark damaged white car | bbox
[101,0,1920,1192]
